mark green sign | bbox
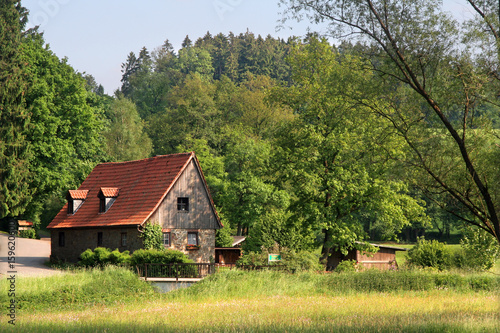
[268,254,281,262]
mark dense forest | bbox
[2,0,500,259]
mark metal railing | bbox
[137,263,287,281]
[137,263,215,281]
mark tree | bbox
[269,39,427,264]
[103,93,152,162]
[221,135,291,239]
[0,0,31,221]
[22,33,106,224]
[280,0,500,245]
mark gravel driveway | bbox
[0,233,63,277]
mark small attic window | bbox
[177,197,189,211]
[98,187,120,213]
[67,190,89,215]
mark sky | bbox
[21,0,473,95]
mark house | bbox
[47,152,222,263]
[215,236,246,265]
[328,242,407,270]
[17,220,33,231]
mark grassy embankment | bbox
[1,265,498,332]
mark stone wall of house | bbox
[50,227,142,263]
[169,229,215,263]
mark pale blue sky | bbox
[22,0,473,94]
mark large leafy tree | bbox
[22,33,106,223]
[103,93,152,162]
[280,0,500,244]
[0,0,31,221]
[269,39,427,265]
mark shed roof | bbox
[355,241,408,251]
[48,152,221,229]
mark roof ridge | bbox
[98,152,195,166]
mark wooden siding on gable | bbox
[150,160,219,229]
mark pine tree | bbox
[0,0,32,220]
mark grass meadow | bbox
[1,266,499,332]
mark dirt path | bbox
[0,233,63,277]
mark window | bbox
[121,232,127,247]
[98,188,119,213]
[177,197,189,211]
[187,232,198,246]
[162,232,170,247]
[58,232,65,247]
[99,197,106,213]
[67,200,74,214]
[99,197,116,213]
[97,232,103,246]
[66,190,88,214]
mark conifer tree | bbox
[0,0,31,220]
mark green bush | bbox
[18,229,37,239]
[456,227,500,271]
[334,259,362,273]
[79,247,131,267]
[130,248,194,266]
[406,238,452,271]
[130,248,196,278]
[282,250,322,272]
[236,248,321,272]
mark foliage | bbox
[129,248,194,267]
[140,222,163,250]
[456,226,500,271]
[0,0,31,220]
[215,224,233,248]
[18,228,37,239]
[237,247,322,272]
[334,259,363,273]
[102,93,152,161]
[279,0,500,245]
[79,247,131,267]
[406,238,453,271]
[269,38,428,261]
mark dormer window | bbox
[98,187,119,213]
[67,190,89,214]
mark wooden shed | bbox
[215,236,246,265]
[328,243,407,270]
[17,220,33,231]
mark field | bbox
[1,266,499,332]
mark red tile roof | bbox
[48,152,214,229]
[99,187,120,198]
[18,220,33,227]
[67,190,89,200]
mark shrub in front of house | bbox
[79,247,131,267]
[130,248,196,278]
[130,248,194,266]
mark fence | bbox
[137,263,286,281]
[137,263,214,281]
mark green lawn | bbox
[1,266,498,332]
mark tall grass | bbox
[1,267,498,332]
[0,266,157,312]
[168,269,499,301]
